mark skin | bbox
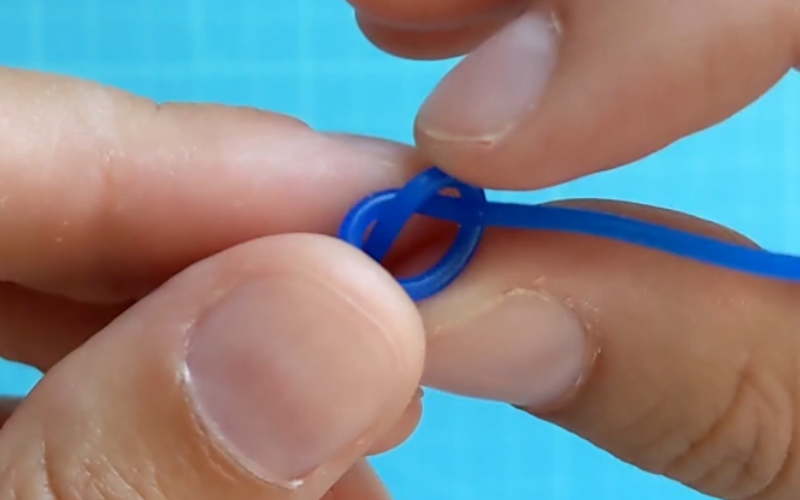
[0,1,798,499]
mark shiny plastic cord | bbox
[339,167,800,301]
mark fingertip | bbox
[413,7,564,188]
[367,389,424,455]
[415,0,797,190]
[287,235,429,385]
[350,0,524,30]
[356,8,522,60]
[182,235,425,485]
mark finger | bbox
[414,0,800,189]
[367,388,423,455]
[0,283,125,371]
[348,0,525,29]
[327,460,392,499]
[0,132,420,370]
[0,280,420,455]
[0,135,422,372]
[356,11,512,60]
[0,233,424,500]
[0,283,421,457]
[0,397,20,427]
[415,200,800,499]
[0,68,422,302]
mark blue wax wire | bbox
[338,167,797,301]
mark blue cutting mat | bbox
[0,2,798,499]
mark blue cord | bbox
[339,166,799,301]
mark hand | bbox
[342,1,800,499]
[348,0,799,188]
[0,67,431,499]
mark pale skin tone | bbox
[0,1,798,499]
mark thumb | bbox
[411,0,799,189]
[414,200,798,500]
[0,234,424,500]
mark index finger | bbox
[416,201,798,499]
[0,68,420,302]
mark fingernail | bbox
[423,289,588,408]
[416,9,560,142]
[185,278,400,486]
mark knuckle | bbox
[661,357,796,500]
[56,86,161,302]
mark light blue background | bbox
[0,2,798,499]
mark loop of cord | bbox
[339,166,800,301]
